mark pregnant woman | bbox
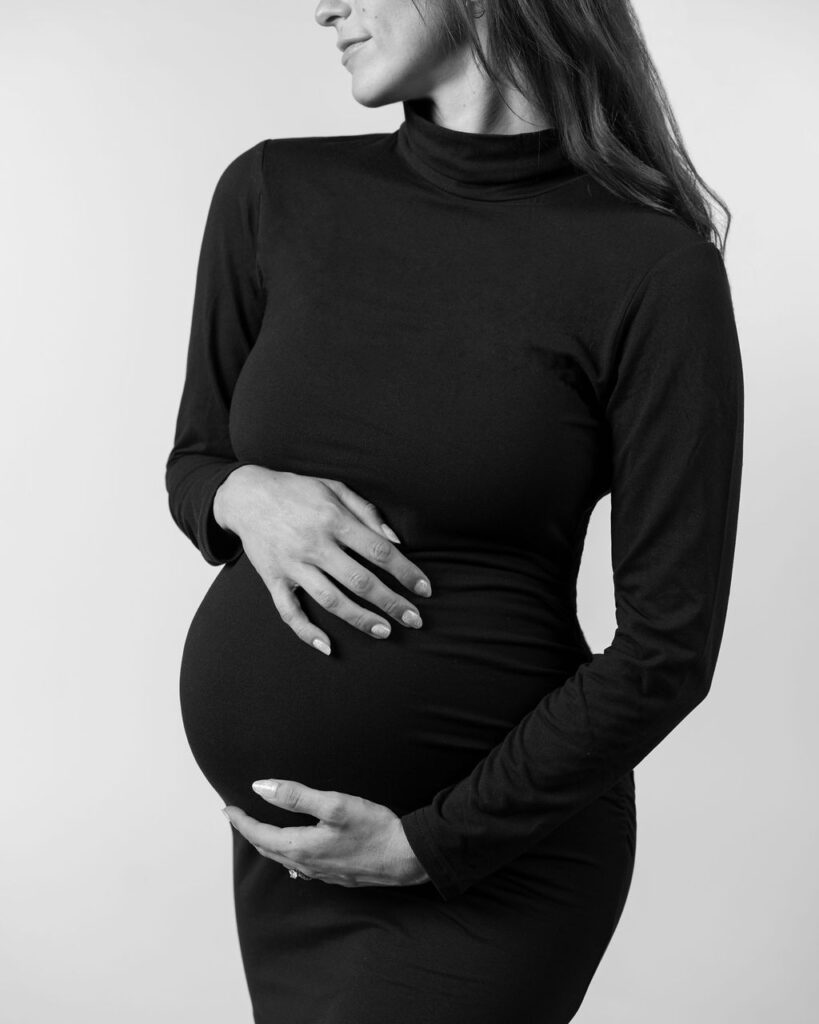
[165,0,744,1021]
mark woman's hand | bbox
[222,779,431,888]
[212,466,432,655]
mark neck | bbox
[409,24,552,135]
[394,97,581,202]
[408,89,554,136]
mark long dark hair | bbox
[423,0,731,253]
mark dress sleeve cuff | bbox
[197,462,247,566]
[400,806,465,903]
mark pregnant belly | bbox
[179,551,589,827]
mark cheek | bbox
[375,0,446,61]
[376,26,444,81]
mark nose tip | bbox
[313,0,341,28]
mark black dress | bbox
[166,99,744,1023]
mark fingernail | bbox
[252,780,280,795]
[414,579,431,597]
[371,623,391,638]
[380,524,401,544]
[221,807,230,820]
[312,638,331,656]
[402,609,423,628]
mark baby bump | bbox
[179,552,589,825]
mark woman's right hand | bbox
[212,465,432,656]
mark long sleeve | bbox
[165,140,267,566]
[400,239,745,902]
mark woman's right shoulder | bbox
[211,139,268,194]
[247,128,394,174]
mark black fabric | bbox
[166,97,743,1022]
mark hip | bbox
[233,769,637,1024]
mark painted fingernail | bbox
[312,638,331,656]
[380,524,401,544]
[414,579,431,597]
[252,780,279,795]
[371,623,391,638]
[402,609,423,628]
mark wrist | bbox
[391,820,431,886]
[213,465,250,532]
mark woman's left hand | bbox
[222,779,431,888]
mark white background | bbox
[1,1,816,1020]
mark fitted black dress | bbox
[165,99,744,1023]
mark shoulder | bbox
[206,140,268,213]
[541,175,729,340]
[551,181,738,393]
[212,130,394,206]
[565,174,706,247]
[251,130,393,181]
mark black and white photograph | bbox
[2,1,816,1021]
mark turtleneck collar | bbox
[394,97,582,201]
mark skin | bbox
[320,0,553,133]
[214,466,432,650]
[222,0,552,890]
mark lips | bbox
[341,39,369,65]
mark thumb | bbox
[251,778,347,823]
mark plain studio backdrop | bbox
[1,1,816,1020]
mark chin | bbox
[350,71,411,109]
[351,84,395,108]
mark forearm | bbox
[164,140,267,567]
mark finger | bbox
[331,516,432,599]
[294,563,403,639]
[319,547,425,630]
[322,478,402,545]
[225,805,315,858]
[255,847,311,873]
[266,578,333,656]
[251,780,350,826]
